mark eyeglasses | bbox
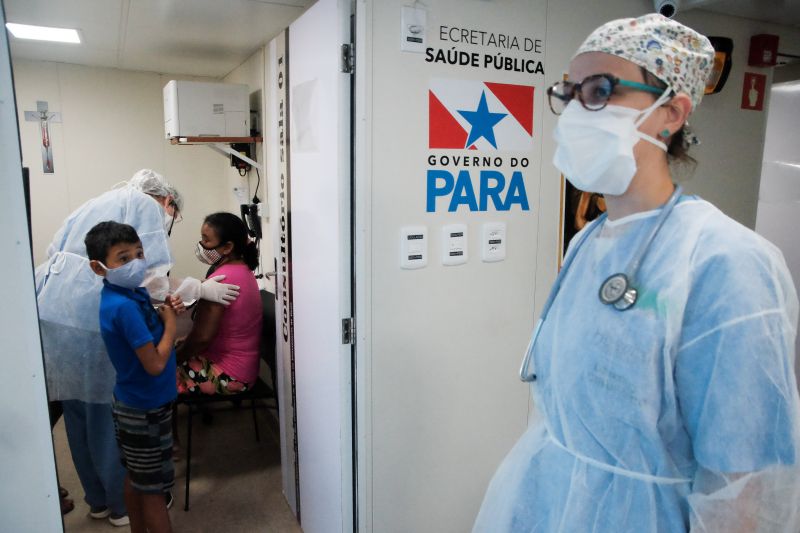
[546,74,667,115]
[168,202,183,224]
[165,203,182,236]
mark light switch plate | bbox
[401,6,427,53]
[401,226,428,269]
[442,224,468,266]
[482,222,506,262]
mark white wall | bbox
[224,47,276,292]
[13,60,231,283]
[678,10,800,228]
[755,80,800,379]
[358,1,800,532]
[360,1,546,530]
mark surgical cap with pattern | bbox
[574,13,715,110]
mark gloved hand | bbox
[200,275,240,306]
[172,277,201,306]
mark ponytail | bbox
[243,240,259,271]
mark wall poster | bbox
[423,22,546,216]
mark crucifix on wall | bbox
[24,100,61,173]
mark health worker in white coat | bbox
[35,169,239,523]
[474,14,800,532]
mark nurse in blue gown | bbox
[474,14,800,533]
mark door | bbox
[0,0,62,529]
[282,0,354,530]
[755,78,800,384]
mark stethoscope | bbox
[519,185,683,382]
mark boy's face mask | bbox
[99,258,148,289]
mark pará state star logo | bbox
[429,78,535,151]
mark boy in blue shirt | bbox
[85,221,177,533]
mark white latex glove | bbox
[143,273,171,302]
[200,275,240,306]
[172,277,201,306]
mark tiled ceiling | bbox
[4,0,799,78]
[4,0,314,78]
[693,0,800,29]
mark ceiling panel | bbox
[696,0,800,29]
[5,0,798,77]
[5,0,125,69]
[4,0,313,77]
[120,0,310,76]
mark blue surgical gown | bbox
[474,197,800,532]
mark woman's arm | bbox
[677,247,800,532]
[175,299,225,362]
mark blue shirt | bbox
[99,280,176,409]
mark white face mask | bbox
[164,211,175,235]
[552,91,672,195]
[99,259,148,289]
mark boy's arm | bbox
[134,306,177,376]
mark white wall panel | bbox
[0,6,61,529]
[756,80,800,380]
[288,0,353,531]
[224,48,274,292]
[362,1,547,530]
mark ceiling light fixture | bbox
[5,23,81,44]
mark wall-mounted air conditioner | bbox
[163,80,249,139]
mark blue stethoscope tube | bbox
[519,185,683,382]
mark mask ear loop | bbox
[166,209,176,237]
[633,87,674,152]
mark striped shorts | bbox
[111,397,175,494]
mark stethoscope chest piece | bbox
[600,273,628,303]
[599,272,638,311]
[614,287,638,310]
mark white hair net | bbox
[129,168,184,212]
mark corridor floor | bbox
[54,402,301,533]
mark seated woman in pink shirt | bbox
[176,212,262,394]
